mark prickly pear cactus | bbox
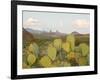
[28,42,39,57]
[53,39,62,51]
[47,44,57,61]
[32,42,39,57]
[28,43,34,52]
[27,54,36,66]
[62,42,70,53]
[79,43,89,56]
[39,56,52,67]
[66,34,75,51]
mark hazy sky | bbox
[23,11,90,34]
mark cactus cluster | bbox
[23,33,89,68]
[22,42,39,68]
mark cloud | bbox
[23,17,41,27]
[72,19,89,28]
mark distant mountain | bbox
[23,28,35,42]
[25,28,43,34]
[25,28,51,39]
[71,31,81,35]
[25,28,66,39]
[25,28,90,39]
[71,31,89,36]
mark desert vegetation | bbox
[22,28,89,69]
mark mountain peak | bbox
[71,31,80,35]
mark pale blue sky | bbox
[23,11,90,34]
